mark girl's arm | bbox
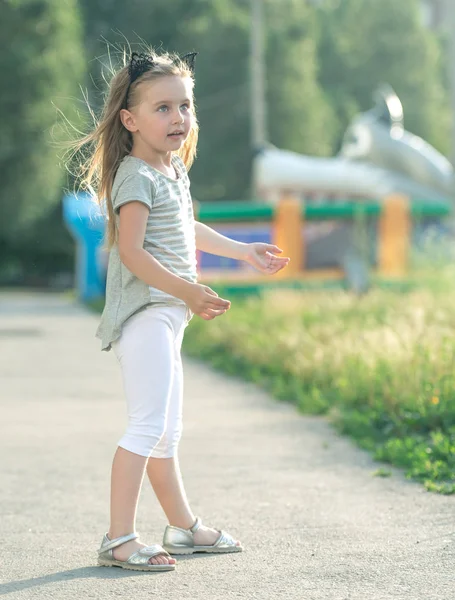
[118,202,230,319]
[194,221,248,260]
[194,221,290,275]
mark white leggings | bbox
[111,304,191,458]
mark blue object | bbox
[63,192,107,302]
[198,226,271,269]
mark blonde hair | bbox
[72,47,199,249]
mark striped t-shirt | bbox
[96,154,197,351]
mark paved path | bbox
[0,291,453,600]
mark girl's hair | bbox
[72,47,199,249]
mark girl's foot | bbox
[109,536,177,566]
[192,523,242,548]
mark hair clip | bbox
[128,52,156,84]
[179,52,198,74]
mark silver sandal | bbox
[98,532,176,571]
[163,516,243,555]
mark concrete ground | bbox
[0,291,453,600]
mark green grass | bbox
[182,280,455,494]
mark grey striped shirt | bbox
[96,154,197,351]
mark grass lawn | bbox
[182,284,455,494]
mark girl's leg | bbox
[109,446,147,536]
[107,448,174,566]
[108,308,179,565]
[145,315,241,548]
[146,312,196,528]
[147,454,240,547]
[108,448,175,565]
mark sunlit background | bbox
[1,0,454,492]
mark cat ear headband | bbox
[124,51,198,107]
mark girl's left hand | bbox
[243,243,290,275]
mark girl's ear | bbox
[120,109,138,132]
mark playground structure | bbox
[63,85,453,301]
[253,85,454,206]
[195,194,450,294]
[64,191,450,301]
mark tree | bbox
[0,0,85,248]
[265,0,337,157]
[184,1,253,201]
[316,0,451,154]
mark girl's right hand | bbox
[183,283,231,320]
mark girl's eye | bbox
[157,104,190,112]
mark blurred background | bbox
[1,0,455,290]
[1,0,455,494]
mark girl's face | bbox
[121,75,194,154]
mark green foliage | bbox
[265,0,337,157]
[186,2,253,202]
[0,203,75,284]
[316,0,451,153]
[372,467,392,478]
[0,0,85,245]
[183,288,455,494]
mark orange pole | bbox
[273,193,304,278]
[378,194,410,277]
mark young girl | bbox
[77,47,289,572]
